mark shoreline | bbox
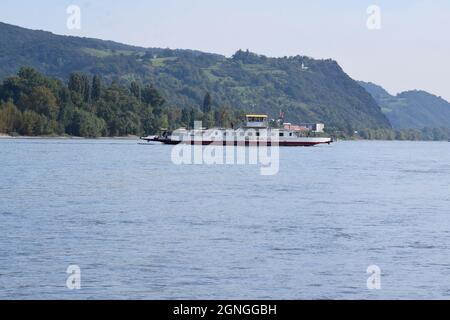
[0,134,140,140]
[0,134,448,142]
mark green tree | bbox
[141,105,154,135]
[20,110,51,135]
[152,114,169,133]
[202,92,212,113]
[82,74,91,103]
[20,86,59,119]
[130,81,141,100]
[72,108,106,137]
[0,101,22,133]
[91,75,102,101]
[202,111,215,128]
[142,84,165,110]
[214,106,231,127]
[181,108,190,128]
[68,73,84,94]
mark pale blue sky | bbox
[1,0,450,100]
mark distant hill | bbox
[359,81,450,130]
[0,21,391,132]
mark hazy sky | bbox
[1,0,449,100]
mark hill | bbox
[0,22,391,134]
[359,81,450,130]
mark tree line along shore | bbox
[1,67,449,141]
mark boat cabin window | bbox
[279,132,284,137]
[247,117,264,122]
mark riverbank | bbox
[0,134,140,140]
[0,132,448,142]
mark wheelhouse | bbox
[245,115,269,128]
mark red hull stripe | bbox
[143,138,331,147]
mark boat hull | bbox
[141,137,332,147]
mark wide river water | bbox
[1,139,450,299]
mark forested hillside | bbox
[0,67,243,137]
[0,22,391,134]
[359,81,450,130]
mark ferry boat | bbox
[141,115,333,147]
